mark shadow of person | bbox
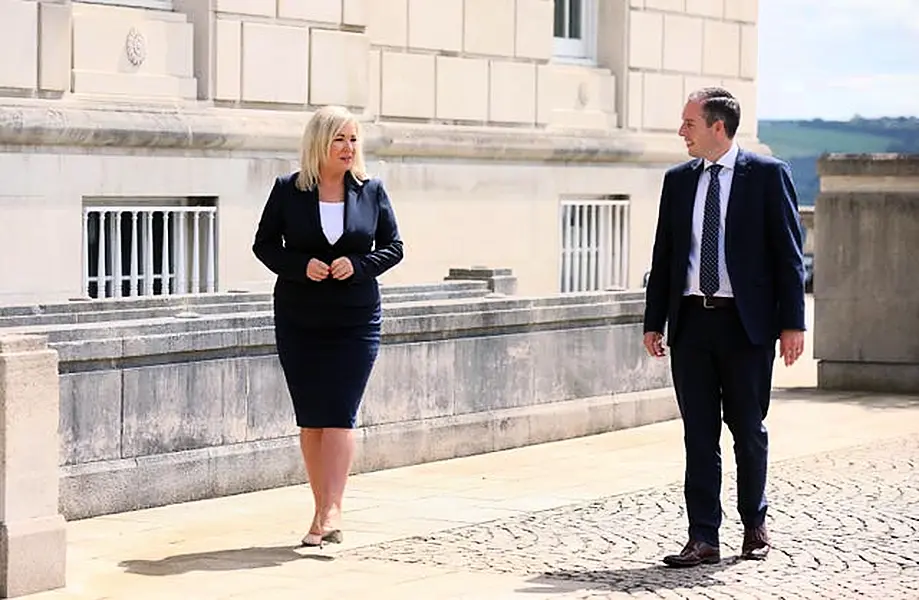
[520,559,738,595]
[119,545,332,576]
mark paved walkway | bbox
[25,298,919,599]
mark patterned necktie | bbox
[699,164,723,296]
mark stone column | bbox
[0,335,66,598]
[814,154,919,393]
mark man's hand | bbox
[643,332,666,358]
[330,257,355,280]
[306,258,330,281]
[779,329,805,366]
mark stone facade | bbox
[0,0,763,304]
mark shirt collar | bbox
[703,142,739,172]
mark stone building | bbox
[0,0,762,305]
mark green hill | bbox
[757,117,919,206]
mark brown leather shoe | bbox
[741,525,771,560]
[663,540,721,568]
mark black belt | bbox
[683,295,735,309]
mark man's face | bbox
[678,100,719,159]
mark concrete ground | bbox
[24,297,919,599]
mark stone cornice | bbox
[0,98,766,164]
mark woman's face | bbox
[325,121,357,174]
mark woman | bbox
[252,105,404,547]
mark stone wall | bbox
[814,154,919,393]
[0,0,766,304]
[0,276,676,519]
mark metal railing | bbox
[560,199,629,293]
[82,206,217,299]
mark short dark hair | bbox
[689,87,741,139]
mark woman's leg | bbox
[300,428,324,532]
[319,427,356,531]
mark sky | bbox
[758,0,919,120]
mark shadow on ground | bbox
[119,545,332,576]
[519,560,739,595]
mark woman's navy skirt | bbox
[274,316,381,429]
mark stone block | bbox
[741,23,757,79]
[685,0,722,18]
[683,75,722,99]
[628,10,663,69]
[408,0,462,51]
[245,357,297,441]
[536,65,616,130]
[59,372,122,465]
[627,71,643,129]
[436,56,488,121]
[241,22,309,104]
[644,0,684,11]
[464,0,515,57]
[310,29,370,107]
[0,0,38,90]
[366,49,382,117]
[380,51,435,118]
[725,0,757,23]
[489,61,537,124]
[725,78,756,135]
[39,2,71,92]
[214,0,274,17]
[366,0,407,46]
[71,4,197,98]
[214,19,241,101]
[642,72,683,130]
[121,360,248,458]
[0,335,66,597]
[343,0,366,26]
[663,15,703,73]
[359,340,457,426]
[278,0,341,22]
[515,0,553,59]
[0,516,67,598]
[702,19,740,77]
[444,267,519,295]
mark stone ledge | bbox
[0,98,715,163]
[59,388,678,519]
[818,153,919,177]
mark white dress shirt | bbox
[684,143,739,297]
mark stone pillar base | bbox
[0,516,67,598]
[818,361,919,394]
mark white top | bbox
[318,201,344,245]
[684,142,739,298]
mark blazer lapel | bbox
[343,174,360,236]
[724,149,749,252]
[676,160,704,269]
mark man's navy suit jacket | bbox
[643,149,806,346]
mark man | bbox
[643,87,806,567]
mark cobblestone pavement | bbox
[344,435,919,599]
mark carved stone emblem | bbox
[125,27,147,67]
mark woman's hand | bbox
[330,257,354,280]
[306,259,330,281]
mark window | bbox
[553,0,596,62]
[75,0,173,10]
[559,198,630,293]
[82,199,218,299]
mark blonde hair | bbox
[296,105,369,191]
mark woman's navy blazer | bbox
[252,171,404,327]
